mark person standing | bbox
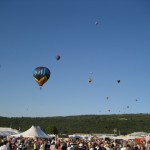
[99,143,107,150]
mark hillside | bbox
[0,114,150,135]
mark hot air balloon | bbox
[56,55,61,61]
[95,21,98,25]
[117,80,121,83]
[88,77,92,83]
[33,66,51,89]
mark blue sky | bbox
[0,0,150,117]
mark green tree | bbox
[46,126,58,135]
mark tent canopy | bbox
[0,127,20,137]
[128,132,148,137]
[10,125,49,138]
[114,135,136,140]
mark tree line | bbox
[0,114,150,135]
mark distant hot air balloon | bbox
[117,80,121,83]
[95,21,98,25]
[56,55,61,61]
[88,71,93,83]
[88,77,92,83]
[106,97,109,100]
[33,66,51,89]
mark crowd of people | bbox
[0,136,149,150]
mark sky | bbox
[0,0,150,117]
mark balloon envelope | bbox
[117,80,121,83]
[56,55,60,61]
[33,66,51,87]
[95,21,98,25]
[88,78,92,83]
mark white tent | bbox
[10,125,49,138]
[0,131,8,137]
[128,132,148,137]
[0,127,20,136]
[114,135,136,140]
[68,134,81,139]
